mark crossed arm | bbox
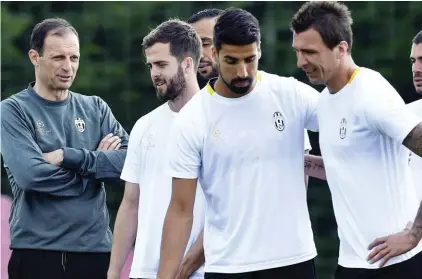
[1,98,128,197]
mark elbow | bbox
[167,198,194,221]
[15,171,43,191]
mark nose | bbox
[413,60,422,75]
[236,63,248,78]
[150,67,160,80]
[296,51,308,69]
[61,58,72,72]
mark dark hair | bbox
[142,19,202,70]
[30,18,78,55]
[187,8,224,24]
[413,31,422,44]
[213,7,260,51]
[290,1,353,53]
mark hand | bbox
[175,263,193,279]
[43,149,64,166]
[97,133,122,151]
[367,222,418,267]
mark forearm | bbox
[409,201,422,244]
[180,231,204,277]
[158,204,193,279]
[403,122,422,157]
[304,154,327,180]
[62,148,127,182]
[108,201,138,277]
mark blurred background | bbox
[1,1,421,278]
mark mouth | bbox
[154,81,166,87]
[57,75,71,82]
[234,80,250,87]
[199,63,211,70]
[414,78,422,84]
[304,68,317,76]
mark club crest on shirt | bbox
[141,133,155,148]
[339,118,347,139]
[35,120,51,135]
[273,111,285,132]
[75,117,86,133]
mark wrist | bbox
[61,147,85,170]
[58,148,64,165]
[408,229,422,245]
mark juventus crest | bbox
[273,111,285,132]
[339,118,347,139]
[75,117,86,133]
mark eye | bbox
[225,59,236,65]
[245,57,256,63]
[410,58,416,64]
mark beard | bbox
[155,66,186,102]
[197,63,219,89]
[218,64,252,95]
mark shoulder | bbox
[259,71,297,92]
[1,88,30,115]
[70,92,106,106]
[357,68,394,91]
[130,103,168,135]
[260,70,319,98]
[407,99,422,117]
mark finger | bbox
[368,237,388,250]
[108,138,122,150]
[98,133,113,150]
[369,246,390,264]
[102,135,119,150]
[106,136,121,150]
[114,143,121,150]
[367,242,388,261]
[379,251,394,267]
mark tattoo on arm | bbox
[410,201,422,242]
[403,122,422,157]
[304,159,325,172]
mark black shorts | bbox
[205,259,316,279]
[335,251,422,279]
[8,249,110,279]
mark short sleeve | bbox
[363,81,422,143]
[166,110,203,179]
[294,80,320,132]
[120,118,149,183]
[304,130,312,151]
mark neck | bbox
[168,77,200,113]
[326,56,358,94]
[214,77,257,99]
[33,79,68,101]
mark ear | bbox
[182,57,194,74]
[212,46,218,62]
[28,49,40,67]
[338,41,349,58]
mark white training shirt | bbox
[407,99,422,200]
[166,71,320,273]
[120,103,206,279]
[318,67,422,269]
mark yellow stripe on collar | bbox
[206,71,263,95]
[348,68,360,84]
